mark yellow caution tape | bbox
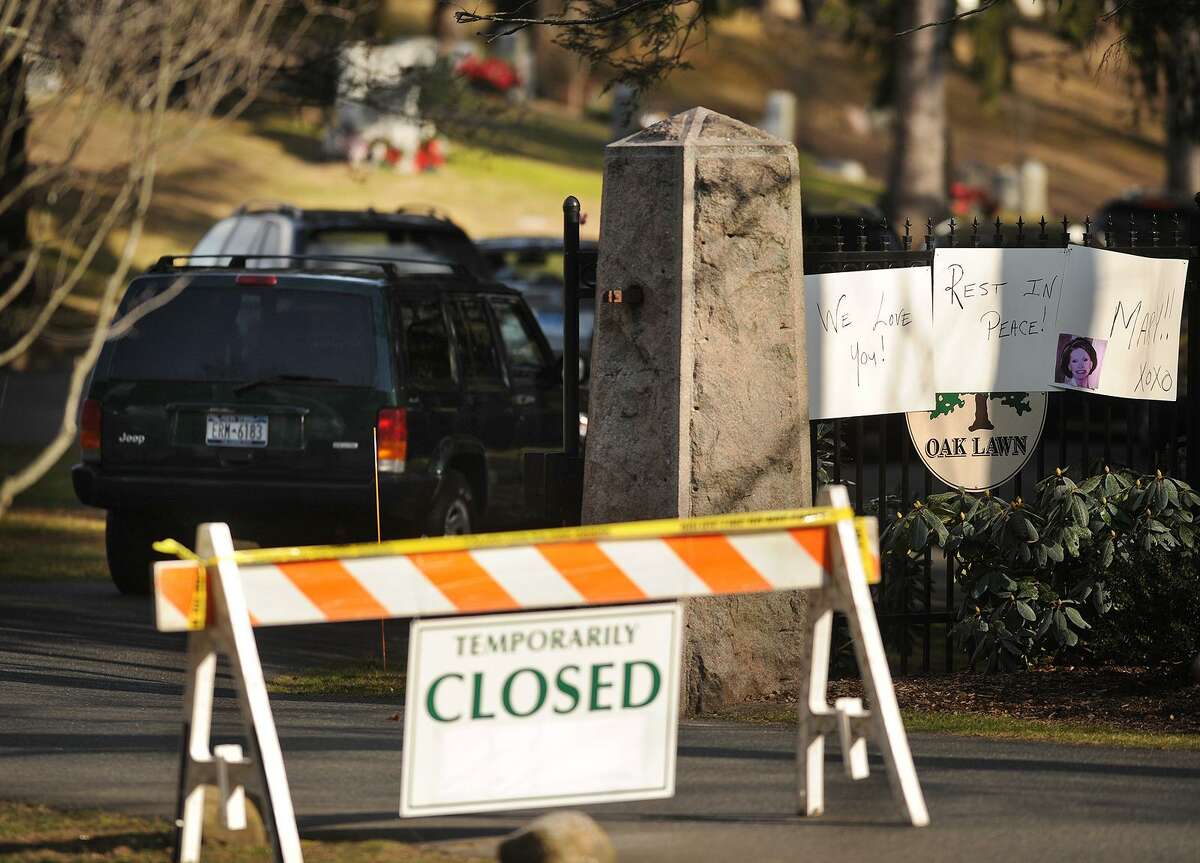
[153,538,199,560]
[220,506,856,568]
[187,564,207,630]
[153,539,207,628]
[854,517,880,585]
[153,505,880,586]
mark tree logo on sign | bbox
[929,392,1033,431]
[907,392,1046,493]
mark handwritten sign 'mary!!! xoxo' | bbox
[1054,245,1186,401]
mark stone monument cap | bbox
[611,106,790,148]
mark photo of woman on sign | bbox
[1054,334,1104,390]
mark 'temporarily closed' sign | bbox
[400,603,682,816]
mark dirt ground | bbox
[824,665,1200,734]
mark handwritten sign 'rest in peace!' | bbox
[931,248,1067,393]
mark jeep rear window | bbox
[105,282,376,386]
[303,228,484,275]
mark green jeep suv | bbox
[73,257,563,594]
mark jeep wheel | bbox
[426,471,476,536]
[105,510,167,595]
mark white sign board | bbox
[907,392,1046,492]
[932,248,1067,393]
[806,267,936,419]
[1052,245,1187,401]
[400,603,682,817]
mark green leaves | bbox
[874,466,1200,673]
[1063,605,1090,630]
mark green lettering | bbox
[589,663,614,711]
[426,673,462,722]
[554,665,581,714]
[622,661,661,709]
[471,672,494,720]
[502,668,548,718]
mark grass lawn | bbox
[712,702,1200,752]
[267,663,405,698]
[901,710,1200,751]
[0,801,487,863]
[0,444,107,583]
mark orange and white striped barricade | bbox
[153,484,928,863]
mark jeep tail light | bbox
[234,274,277,286]
[80,398,102,458]
[376,408,407,474]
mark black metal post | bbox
[563,196,581,460]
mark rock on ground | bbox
[497,811,616,863]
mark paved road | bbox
[2,579,1199,862]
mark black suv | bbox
[73,256,563,594]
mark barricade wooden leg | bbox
[835,698,870,780]
[167,524,303,863]
[796,595,833,816]
[173,631,218,863]
[821,486,930,827]
[200,522,304,863]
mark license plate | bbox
[206,414,268,448]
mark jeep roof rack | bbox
[231,201,302,218]
[148,254,471,280]
[394,203,451,220]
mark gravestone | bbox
[583,107,812,715]
[761,90,797,143]
[609,84,639,141]
[492,29,535,104]
[994,165,1020,213]
[1019,158,1048,216]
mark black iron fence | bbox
[562,198,1199,676]
[804,209,1200,674]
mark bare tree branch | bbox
[455,0,671,30]
[0,0,353,517]
[895,0,1003,37]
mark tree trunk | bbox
[0,53,29,361]
[430,0,458,49]
[1165,22,1200,198]
[528,0,590,113]
[0,53,29,287]
[887,0,952,230]
[968,393,993,432]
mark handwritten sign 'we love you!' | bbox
[805,267,935,420]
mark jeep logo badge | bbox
[906,392,1047,492]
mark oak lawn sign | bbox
[401,604,683,816]
[906,392,1047,492]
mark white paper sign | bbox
[1052,246,1187,401]
[400,604,682,817]
[806,267,935,419]
[932,248,1067,393]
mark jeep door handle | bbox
[512,394,535,406]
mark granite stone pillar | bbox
[582,107,812,715]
